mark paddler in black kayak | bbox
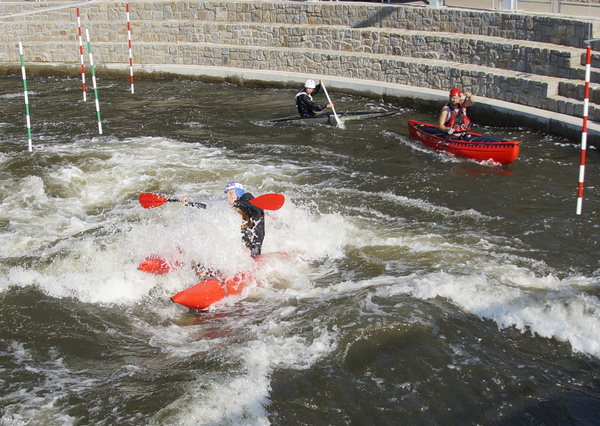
[438,88,475,139]
[296,78,334,117]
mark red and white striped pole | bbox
[576,45,591,215]
[126,4,134,94]
[76,7,86,102]
[18,42,32,152]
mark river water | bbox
[0,75,599,425]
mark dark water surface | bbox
[0,75,599,425]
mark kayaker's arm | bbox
[438,106,454,134]
[462,92,475,108]
[178,196,207,209]
[317,81,334,109]
[234,196,263,218]
[298,94,328,113]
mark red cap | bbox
[449,88,462,97]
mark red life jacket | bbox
[444,102,472,133]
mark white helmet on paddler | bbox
[224,181,245,198]
[305,79,316,89]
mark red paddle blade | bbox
[139,193,169,209]
[249,193,285,211]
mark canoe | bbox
[271,110,397,124]
[407,120,520,165]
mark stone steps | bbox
[2,1,599,125]
[129,21,590,79]
[545,94,600,121]
[12,19,597,79]
[560,80,600,104]
[24,39,595,116]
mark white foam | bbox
[149,311,338,425]
[372,267,600,357]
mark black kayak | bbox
[271,110,397,124]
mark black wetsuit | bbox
[234,193,265,257]
[295,84,327,117]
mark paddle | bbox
[247,193,285,210]
[138,192,285,211]
[321,82,345,129]
[138,193,207,209]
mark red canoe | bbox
[407,120,520,165]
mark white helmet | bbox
[305,79,316,89]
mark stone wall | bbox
[0,0,596,47]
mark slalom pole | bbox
[18,41,32,152]
[76,7,87,102]
[125,3,134,94]
[85,28,103,134]
[576,44,591,215]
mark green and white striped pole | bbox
[18,41,32,152]
[85,29,102,134]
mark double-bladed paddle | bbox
[138,192,285,211]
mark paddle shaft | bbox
[321,82,344,129]
[179,198,207,209]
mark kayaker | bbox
[180,182,265,258]
[296,78,334,117]
[224,181,265,258]
[438,88,475,138]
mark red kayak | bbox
[138,254,183,274]
[138,253,250,309]
[408,120,520,165]
[170,273,250,310]
[139,255,254,310]
[138,252,289,310]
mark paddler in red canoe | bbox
[180,181,265,258]
[438,88,475,139]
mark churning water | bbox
[0,75,599,425]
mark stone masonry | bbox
[0,0,598,131]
